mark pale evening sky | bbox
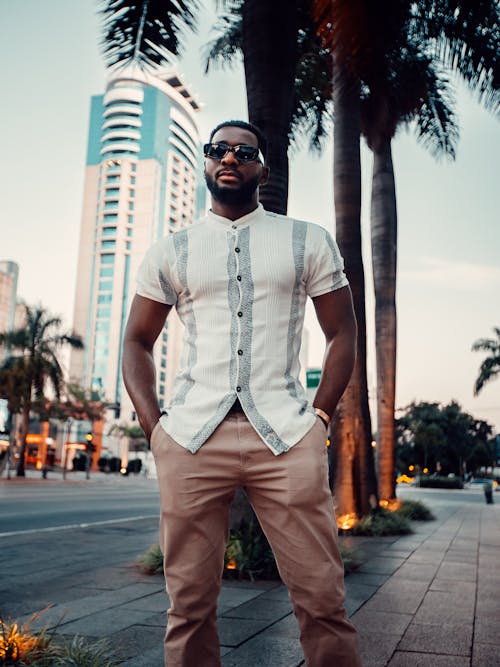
[1,1,499,433]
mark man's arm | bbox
[311,285,357,423]
[122,294,172,440]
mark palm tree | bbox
[363,45,459,503]
[314,0,499,508]
[472,327,500,395]
[0,306,83,476]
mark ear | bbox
[259,165,270,186]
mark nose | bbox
[220,148,239,165]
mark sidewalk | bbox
[2,488,499,666]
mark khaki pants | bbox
[151,413,361,667]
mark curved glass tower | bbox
[70,68,205,423]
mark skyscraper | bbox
[0,261,19,337]
[70,68,205,423]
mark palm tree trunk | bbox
[241,0,299,214]
[371,138,397,502]
[332,64,377,518]
[16,401,30,477]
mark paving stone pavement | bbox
[1,487,499,666]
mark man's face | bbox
[204,126,268,206]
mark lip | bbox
[216,170,242,182]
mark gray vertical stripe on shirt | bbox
[284,220,308,413]
[170,229,197,407]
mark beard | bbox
[205,171,261,206]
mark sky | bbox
[1,1,499,433]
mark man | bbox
[122,120,362,666]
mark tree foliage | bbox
[396,400,494,476]
[0,305,83,476]
[472,326,500,395]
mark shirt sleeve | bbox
[136,238,178,306]
[305,225,349,298]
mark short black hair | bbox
[209,120,267,161]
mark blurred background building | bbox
[70,68,205,424]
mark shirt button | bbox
[232,225,237,230]
[237,311,243,317]
[237,349,243,355]
[237,275,242,281]
[235,247,240,253]
[236,386,241,392]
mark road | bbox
[0,475,160,535]
[397,483,494,506]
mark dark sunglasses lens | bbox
[204,143,227,159]
[234,145,259,161]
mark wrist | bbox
[313,406,331,429]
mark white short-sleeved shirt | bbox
[136,204,348,455]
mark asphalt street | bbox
[0,475,160,535]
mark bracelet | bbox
[313,407,331,427]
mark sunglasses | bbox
[203,142,263,163]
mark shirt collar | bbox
[206,203,266,229]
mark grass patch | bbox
[396,499,435,521]
[0,615,119,666]
[351,509,413,536]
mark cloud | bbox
[400,256,500,291]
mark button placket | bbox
[233,231,243,395]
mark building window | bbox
[95,332,110,347]
[161,345,167,356]
[96,320,111,331]
[131,176,136,185]
[129,202,135,211]
[99,280,113,291]
[97,307,111,318]
[162,332,168,342]
[127,215,134,224]
[106,175,120,184]
[98,294,112,304]
[104,201,118,210]
[126,241,132,250]
[159,385,165,395]
[103,213,118,222]
[161,359,166,368]
[131,163,137,173]
[102,227,117,237]
[101,254,115,265]
[101,240,116,250]
[160,371,166,382]
[129,188,135,198]
[126,228,133,237]
[105,188,120,198]
[100,266,114,277]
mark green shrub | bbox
[224,519,280,581]
[351,509,413,536]
[137,527,362,583]
[339,544,363,573]
[136,544,163,575]
[419,476,463,489]
[395,499,435,521]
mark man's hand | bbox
[311,286,357,420]
[122,295,171,440]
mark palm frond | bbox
[411,0,500,114]
[99,0,200,70]
[203,8,243,74]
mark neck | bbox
[210,198,259,221]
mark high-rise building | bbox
[70,68,205,423]
[0,261,19,335]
